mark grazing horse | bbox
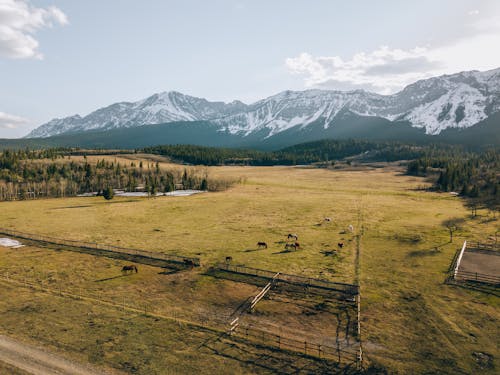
[287,233,298,240]
[225,256,233,264]
[121,265,138,274]
[337,242,344,249]
[285,242,300,251]
[257,242,268,249]
[183,258,195,268]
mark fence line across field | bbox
[216,263,359,296]
[0,272,358,364]
[0,227,200,266]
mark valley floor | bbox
[0,160,498,374]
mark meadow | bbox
[0,157,498,374]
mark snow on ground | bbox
[76,190,205,198]
[116,190,205,197]
[0,238,24,248]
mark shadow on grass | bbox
[94,274,128,282]
[49,205,93,210]
[407,242,450,258]
[199,332,350,375]
[242,248,261,253]
[320,250,337,257]
[446,278,500,297]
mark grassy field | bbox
[0,159,498,374]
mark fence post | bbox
[304,341,307,355]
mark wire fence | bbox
[215,263,359,298]
[0,227,200,267]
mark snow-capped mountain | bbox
[27,68,500,138]
[29,92,248,138]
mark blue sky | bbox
[1,0,499,137]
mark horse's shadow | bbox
[242,248,260,253]
[320,250,337,257]
[272,249,294,254]
[94,274,128,282]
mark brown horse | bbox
[225,256,233,264]
[121,265,138,274]
[285,242,300,251]
[257,242,268,249]
[338,242,344,249]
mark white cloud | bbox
[0,0,68,59]
[286,47,442,94]
[468,10,480,16]
[0,111,29,128]
[286,14,500,94]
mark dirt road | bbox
[0,335,118,375]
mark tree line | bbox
[407,148,499,213]
[143,140,451,166]
[0,149,234,201]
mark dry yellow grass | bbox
[0,161,498,374]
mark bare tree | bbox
[442,218,465,243]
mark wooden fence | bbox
[215,263,359,298]
[232,324,359,364]
[0,272,357,365]
[0,227,200,267]
[454,270,500,285]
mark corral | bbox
[453,242,500,285]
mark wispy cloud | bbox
[0,111,29,128]
[286,13,500,94]
[0,0,68,59]
[286,47,442,94]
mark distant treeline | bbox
[0,149,234,201]
[407,148,499,211]
[143,140,448,166]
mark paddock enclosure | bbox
[453,241,500,285]
[0,161,499,374]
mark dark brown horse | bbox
[121,265,138,274]
[337,242,344,249]
[285,242,300,251]
[257,242,268,249]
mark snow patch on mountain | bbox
[27,68,500,138]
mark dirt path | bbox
[0,335,117,375]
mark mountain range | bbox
[18,68,500,149]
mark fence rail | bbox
[232,324,359,364]
[454,270,500,285]
[216,264,359,297]
[467,242,499,251]
[0,227,200,266]
[0,272,357,365]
